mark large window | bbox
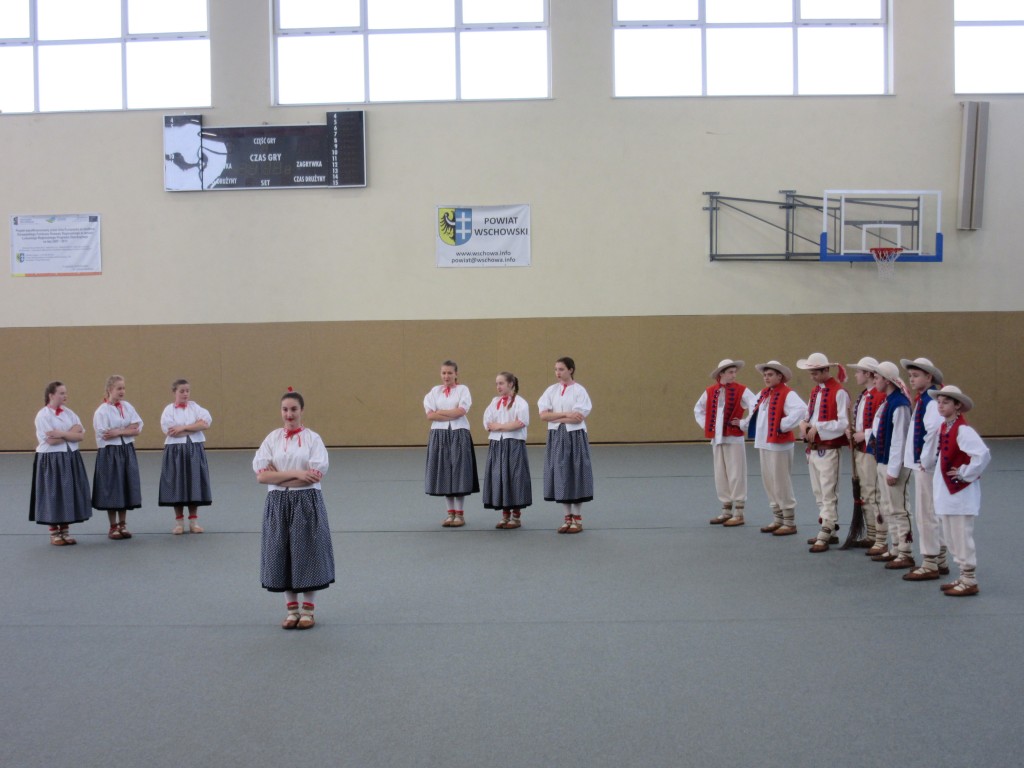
[955,0,1024,94]
[274,0,550,104]
[614,0,889,97]
[0,0,210,114]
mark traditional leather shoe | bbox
[944,583,979,597]
[806,535,839,545]
[710,513,731,525]
[854,538,873,548]
[809,542,829,553]
[871,551,896,562]
[722,517,745,527]
[772,525,798,536]
[865,545,888,557]
[940,580,961,591]
[938,565,951,575]
[760,522,782,533]
[885,556,916,570]
[903,567,940,581]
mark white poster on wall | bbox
[11,214,102,277]
[436,204,531,268]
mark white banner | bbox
[11,214,102,277]
[436,204,531,268]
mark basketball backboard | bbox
[819,190,942,262]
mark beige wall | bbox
[3,312,1020,451]
[1,1,1022,448]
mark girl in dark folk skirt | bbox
[482,371,532,529]
[424,360,479,528]
[92,375,143,540]
[158,379,213,534]
[538,357,594,534]
[31,381,92,545]
[253,390,335,630]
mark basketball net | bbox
[869,247,902,280]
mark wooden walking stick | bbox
[839,411,865,550]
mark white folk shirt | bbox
[921,422,991,517]
[869,399,909,478]
[903,397,942,471]
[483,395,530,441]
[423,384,472,431]
[807,384,850,440]
[538,382,592,433]
[160,401,213,445]
[740,389,807,452]
[34,406,86,454]
[93,400,144,448]
[253,427,328,492]
[693,385,757,446]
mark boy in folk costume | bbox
[920,386,991,597]
[846,357,884,551]
[899,358,950,582]
[694,359,757,526]
[867,361,915,570]
[740,361,807,537]
[796,353,850,553]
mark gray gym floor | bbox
[2,442,1022,768]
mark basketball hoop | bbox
[869,247,903,280]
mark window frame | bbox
[953,2,1024,95]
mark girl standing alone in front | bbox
[482,371,532,529]
[158,379,213,534]
[538,357,594,534]
[423,360,479,528]
[92,375,143,540]
[31,381,92,545]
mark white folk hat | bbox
[900,357,944,385]
[755,360,793,382]
[796,352,839,370]
[710,359,744,379]
[873,361,904,388]
[931,385,974,412]
[848,356,879,373]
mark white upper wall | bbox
[1,0,1021,328]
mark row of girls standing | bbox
[31,376,213,545]
[422,357,595,534]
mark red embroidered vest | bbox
[806,378,847,448]
[703,382,747,439]
[939,416,973,496]
[753,384,796,444]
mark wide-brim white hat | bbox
[755,360,793,382]
[848,356,879,373]
[900,357,944,385]
[796,352,839,370]
[710,359,744,379]
[932,385,974,412]
[873,361,903,387]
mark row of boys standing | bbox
[694,354,991,596]
[31,376,212,544]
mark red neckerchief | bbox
[560,382,571,396]
[443,386,453,397]
[174,402,188,409]
[498,396,509,409]
[284,426,304,449]
[51,406,64,416]
[104,398,125,417]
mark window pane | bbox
[707,0,792,24]
[614,28,701,96]
[706,28,792,94]
[798,27,884,94]
[954,0,1024,22]
[277,35,365,103]
[37,0,121,40]
[461,29,547,99]
[127,0,207,34]
[800,0,881,20]
[368,0,454,30]
[368,32,454,100]
[955,26,1024,93]
[126,39,210,108]
[279,0,360,29]
[616,0,698,22]
[38,42,122,110]
[0,46,34,112]
[463,0,544,24]
[0,0,31,37]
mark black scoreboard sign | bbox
[163,112,365,191]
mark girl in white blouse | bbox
[31,381,92,545]
[92,375,143,540]
[158,379,213,534]
[538,357,594,534]
[424,360,479,528]
[482,371,533,529]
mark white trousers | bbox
[712,442,747,507]
[760,448,796,524]
[913,467,945,562]
[940,514,977,582]
[854,450,882,542]
[807,447,841,539]
[877,465,912,556]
